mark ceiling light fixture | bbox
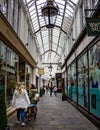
[48,64,53,72]
[41,0,59,28]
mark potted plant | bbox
[0,89,10,130]
[62,87,67,101]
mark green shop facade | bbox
[62,36,100,127]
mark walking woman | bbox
[28,84,39,120]
[12,81,30,127]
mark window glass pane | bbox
[80,1,86,29]
[28,1,34,7]
[92,0,99,9]
[1,0,8,17]
[11,0,15,26]
[53,55,59,63]
[7,48,17,108]
[52,44,57,51]
[0,40,6,100]
[55,0,65,5]
[57,47,62,55]
[89,41,100,118]
[36,0,46,5]
[40,47,44,54]
[44,44,49,51]
[78,52,88,109]
[51,52,56,59]
[37,33,42,47]
[68,63,77,102]
[0,40,17,108]
[17,2,21,34]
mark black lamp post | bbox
[41,0,59,28]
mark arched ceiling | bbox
[24,0,79,64]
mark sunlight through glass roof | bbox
[24,0,79,64]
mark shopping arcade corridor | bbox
[8,93,99,130]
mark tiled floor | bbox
[8,93,99,130]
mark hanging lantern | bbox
[48,64,52,72]
[41,0,59,28]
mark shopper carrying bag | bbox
[12,81,30,127]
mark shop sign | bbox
[56,73,62,79]
[38,68,44,75]
[86,18,100,36]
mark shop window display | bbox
[0,40,17,108]
[0,41,6,97]
[6,48,17,108]
[68,66,72,98]
[68,63,77,102]
[1,0,8,18]
[89,40,100,118]
[64,72,67,95]
[19,61,25,83]
[78,52,88,109]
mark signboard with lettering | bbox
[56,73,62,79]
[86,18,100,36]
[38,68,44,75]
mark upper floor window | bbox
[80,1,86,30]
[17,2,21,35]
[1,0,8,18]
[11,0,15,26]
[85,0,99,17]
[7,49,11,65]
[85,0,91,17]
[91,0,99,8]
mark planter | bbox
[62,95,67,101]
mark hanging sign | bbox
[38,68,44,75]
[86,17,100,36]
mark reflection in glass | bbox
[6,48,17,108]
[78,52,88,109]
[0,40,6,97]
[68,63,77,102]
[89,41,100,118]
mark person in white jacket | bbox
[12,81,30,126]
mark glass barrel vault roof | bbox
[24,0,79,64]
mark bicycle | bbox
[25,104,37,121]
